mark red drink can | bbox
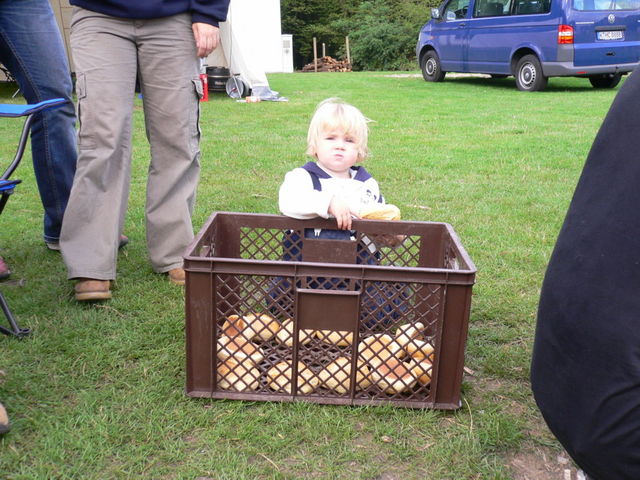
[200,73,209,102]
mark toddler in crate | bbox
[274,98,406,326]
[279,97,401,237]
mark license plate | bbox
[597,30,624,41]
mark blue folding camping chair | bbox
[0,98,68,338]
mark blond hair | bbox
[306,98,370,162]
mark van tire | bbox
[515,55,547,92]
[421,51,446,82]
[589,73,622,89]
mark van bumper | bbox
[542,62,638,77]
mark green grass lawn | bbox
[0,72,620,479]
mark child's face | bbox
[315,129,359,178]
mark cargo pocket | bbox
[75,72,96,150]
[189,77,203,155]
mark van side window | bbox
[514,0,551,14]
[444,0,471,19]
[573,0,640,10]
[474,0,512,16]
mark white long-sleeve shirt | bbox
[279,162,385,219]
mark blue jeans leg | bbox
[0,0,76,242]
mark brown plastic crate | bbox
[184,212,476,409]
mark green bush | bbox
[333,0,433,71]
[282,0,360,68]
[282,0,440,71]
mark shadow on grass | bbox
[437,75,617,92]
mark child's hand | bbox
[329,196,357,230]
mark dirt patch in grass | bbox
[373,473,403,480]
[466,372,588,479]
[509,448,585,480]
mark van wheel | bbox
[515,55,547,92]
[421,51,446,82]
[589,73,622,89]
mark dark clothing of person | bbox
[531,68,640,480]
[69,0,230,26]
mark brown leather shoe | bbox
[167,267,185,286]
[74,279,112,301]
[0,401,10,435]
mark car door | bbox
[467,0,557,74]
[569,0,640,67]
[467,0,516,73]
[436,0,473,71]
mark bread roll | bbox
[369,358,419,394]
[221,315,249,338]
[405,339,435,361]
[318,356,371,393]
[360,204,401,221]
[217,358,260,392]
[217,334,265,364]
[394,322,425,349]
[358,334,405,363]
[275,318,315,347]
[395,322,434,360]
[243,313,281,342]
[266,360,319,394]
[414,358,433,386]
[317,329,353,347]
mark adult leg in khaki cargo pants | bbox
[60,9,200,299]
[137,15,201,278]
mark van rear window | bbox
[573,0,640,10]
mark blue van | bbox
[416,0,640,91]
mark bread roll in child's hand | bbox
[359,204,405,247]
[360,204,401,221]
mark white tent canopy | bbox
[206,0,287,100]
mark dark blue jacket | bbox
[69,0,230,27]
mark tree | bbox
[281,0,360,68]
[333,0,433,71]
[281,0,439,71]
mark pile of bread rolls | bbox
[318,356,371,394]
[266,360,319,394]
[314,323,434,395]
[216,314,268,392]
[356,323,433,394]
[215,312,434,396]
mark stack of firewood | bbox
[301,56,352,72]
